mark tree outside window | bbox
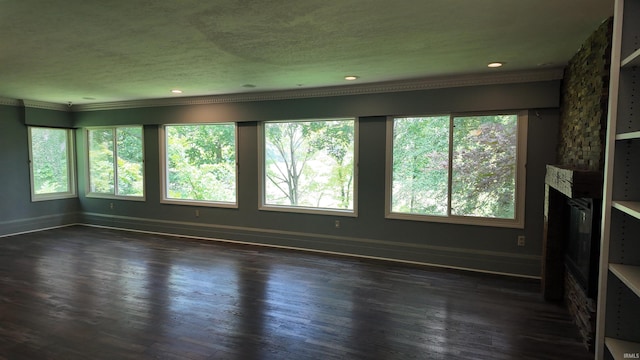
[390,116,449,216]
[87,126,144,198]
[388,113,525,227]
[29,127,76,201]
[451,114,518,219]
[262,118,356,213]
[163,123,237,205]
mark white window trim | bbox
[385,111,527,228]
[258,118,359,217]
[28,127,77,202]
[159,123,239,208]
[85,126,146,201]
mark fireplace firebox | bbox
[565,198,601,299]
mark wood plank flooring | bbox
[0,226,592,359]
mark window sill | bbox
[86,193,146,202]
[260,204,357,217]
[31,193,78,202]
[160,198,238,209]
[386,212,524,229]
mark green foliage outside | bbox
[391,116,450,215]
[88,127,144,197]
[392,115,518,219]
[30,128,70,194]
[116,127,144,197]
[89,129,115,193]
[166,124,236,202]
[451,115,517,219]
[264,119,354,210]
[33,116,516,220]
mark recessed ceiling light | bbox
[171,89,183,94]
[345,75,359,81]
[487,62,504,68]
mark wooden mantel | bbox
[545,165,603,199]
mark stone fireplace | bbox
[542,17,612,351]
[542,165,602,349]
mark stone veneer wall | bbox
[557,18,613,171]
[554,17,612,352]
[565,267,597,350]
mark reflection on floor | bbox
[0,226,591,359]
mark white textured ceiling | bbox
[0,0,613,105]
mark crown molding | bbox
[2,68,564,112]
[73,68,564,112]
[22,100,71,112]
[0,97,71,111]
[0,97,22,107]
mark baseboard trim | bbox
[0,214,80,238]
[79,213,542,279]
[0,212,542,279]
[81,212,539,260]
[0,223,81,238]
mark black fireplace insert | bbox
[565,198,601,299]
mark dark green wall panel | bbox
[0,105,80,236]
[73,81,561,126]
[24,107,73,128]
[74,80,562,277]
[1,80,562,276]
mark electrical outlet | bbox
[109,202,114,210]
[517,235,526,247]
[195,209,200,218]
[335,220,341,228]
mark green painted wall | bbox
[73,81,560,277]
[75,81,560,126]
[0,105,80,236]
[1,80,561,276]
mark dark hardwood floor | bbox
[0,226,591,360]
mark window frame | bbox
[159,123,239,208]
[385,111,528,228]
[85,125,146,201]
[28,126,77,202]
[258,117,359,217]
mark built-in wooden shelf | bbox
[595,2,640,359]
[621,48,640,68]
[616,131,640,141]
[612,201,640,220]
[610,264,640,298]
[605,337,640,359]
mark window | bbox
[28,127,76,201]
[160,123,237,207]
[386,112,527,228]
[87,126,145,199]
[260,118,357,215]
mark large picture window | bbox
[28,127,76,201]
[260,118,357,215]
[161,123,237,207]
[87,126,145,199]
[386,112,527,228]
